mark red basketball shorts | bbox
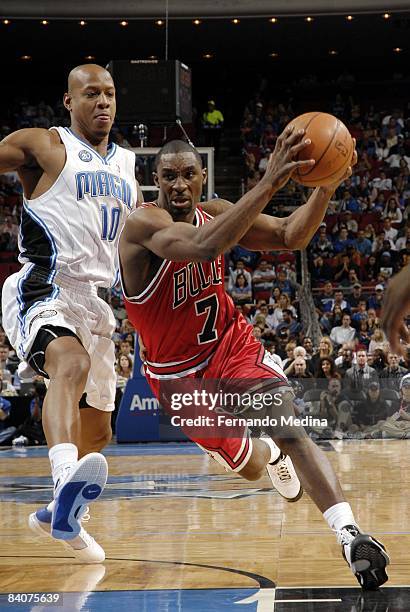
[147,313,290,472]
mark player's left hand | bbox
[320,138,357,194]
[381,265,410,356]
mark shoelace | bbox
[335,528,356,546]
[275,460,292,482]
[80,506,90,522]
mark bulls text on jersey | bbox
[173,256,223,309]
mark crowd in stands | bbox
[234,83,410,439]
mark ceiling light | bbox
[79,20,87,26]
[21,55,31,60]
[305,16,314,23]
[383,13,391,19]
[2,19,11,25]
[270,52,279,58]
[346,15,354,21]
[232,18,240,24]
[85,55,95,60]
[193,19,202,25]
[120,20,128,26]
[329,49,338,55]
[269,17,278,23]
[203,53,213,59]
[41,20,49,25]
[149,55,158,59]
[155,20,164,26]
[393,47,402,53]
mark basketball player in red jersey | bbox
[119,129,389,589]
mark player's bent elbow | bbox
[196,242,221,262]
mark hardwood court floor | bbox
[0,440,409,610]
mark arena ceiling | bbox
[1,0,410,18]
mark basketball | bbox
[287,112,354,187]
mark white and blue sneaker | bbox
[29,506,105,563]
[51,452,108,540]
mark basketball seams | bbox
[294,112,322,180]
[301,135,354,185]
[299,116,340,178]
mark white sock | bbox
[323,502,358,532]
[49,443,78,490]
[259,437,281,464]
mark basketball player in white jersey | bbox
[0,64,140,562]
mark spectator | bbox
[269,293,296,328]
[0,344,13,382]
[315,357,341,384]
[310,255,333,282]
[202,100,224,155]
[368,328,389,354]
[381,217,398,243]
[311,224,334,258]
[0,369,17,396]
[345,349,378,391]
[330,313,356,347]
[228,260,252,290]
[310,336,334,372]
[276,309,301,337]
[354,381,395,431]
[273,268,293,297]
[335,345,354,375]
[229,273,252,306]
[379,352,408,390]
[355,229,372,256]
[302,337,314,361]
[369,348,388,372]
[119,340,134,363]
[289,357,313,381]
[0,395,15,444]
[333,227,356,254]
[318,378,352,434]
[334,254,361,284]
[316,281,335,313]
[382,196,403,226]
[396,225,410,252]
[282,341,297,370]
[367,284,385,312]
[116,353,133,392]
[252,259,275,301]
[347,283,364,311]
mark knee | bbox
[48,352,91,387]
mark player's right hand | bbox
[262,125,315,193]
[381,265,410,355]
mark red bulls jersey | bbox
[122,205,235,379]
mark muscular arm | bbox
[202,186,337,251]
[121,127,315,262]
[0,128,51,173]
[122,179,277,262]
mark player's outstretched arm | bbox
[381,264,410,355]
[122,127,315,262]
[0,128,50,174]
[203,142,357,251]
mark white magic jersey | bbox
[19,126,137,287]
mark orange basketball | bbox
[286,112,354,187]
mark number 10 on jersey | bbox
[101,204,120,241]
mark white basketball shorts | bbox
[2,264,117,412]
